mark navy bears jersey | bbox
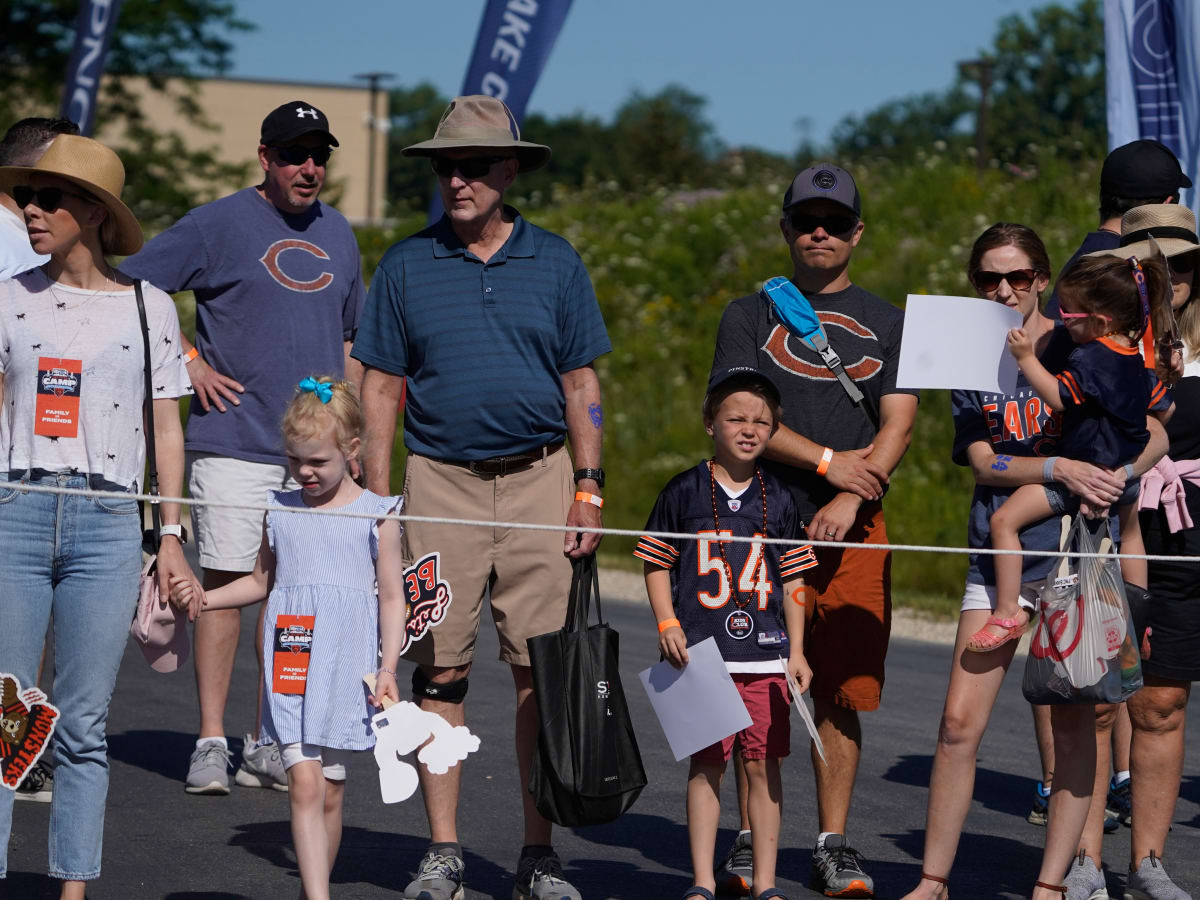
[635,461,817,664]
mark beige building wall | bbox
[108,76,387,224]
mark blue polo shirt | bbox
[352,210,610,460]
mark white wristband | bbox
[1042,457,1059,483]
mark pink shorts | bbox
[691,673,791,764]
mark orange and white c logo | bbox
[762,320,883,382]
[259,239,335,292]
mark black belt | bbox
[445,441,564,477]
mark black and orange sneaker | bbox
[714,831,753,896]
[810,835,874,898]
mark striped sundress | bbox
[260,488,401,751]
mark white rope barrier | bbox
[7,479,1200,563]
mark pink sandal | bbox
[966,613,1031,653]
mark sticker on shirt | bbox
[1,673,60,793]
[272,615,315,694]
[401,552,453,654]
[725,609,755,640]
[34,357,81,438]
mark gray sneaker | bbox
[715,831,753,896]
[513,849,581,900]
[1065,852,1109,900]
[14,761,52,803]
[234,734,288,792]
[404,848,465,900]
[185,740,231,795]
[1125,853,1193,900]
[810,834,874,898]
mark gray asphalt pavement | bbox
[5,595,1199,899]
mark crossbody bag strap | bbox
[134,280,160,552]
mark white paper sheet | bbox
[896,294,1024,393]
[638,637,753,762]
[779,656,826,765]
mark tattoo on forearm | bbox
[991,454,1013,472]
[588,402,603,428]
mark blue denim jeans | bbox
[0,471,141,881]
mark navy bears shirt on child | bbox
[635,461,817,666]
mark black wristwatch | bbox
[573,467,605,489]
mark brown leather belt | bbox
[445,441,564,477]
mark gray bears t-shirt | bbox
[120,188,365,465]
[711,283,916,519]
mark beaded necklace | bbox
[707,459,767,610]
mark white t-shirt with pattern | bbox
[0,268,192,488]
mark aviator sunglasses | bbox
[430,156,508,179]
[788,211,858,235]
[973,268,1037,292]
[271,145,333,166]
[12,185,94,212]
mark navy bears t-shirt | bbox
[121,188,365,465]
[635,461,817,665]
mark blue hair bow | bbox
[298,377,333,404]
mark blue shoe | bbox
[1028,780,1051,826]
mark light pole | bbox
[354,71,395,224]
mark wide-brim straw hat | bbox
[0,134,143,255]
[402,95,551,173]
[1086,203,1200,262]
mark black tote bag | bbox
[527,555,646,826]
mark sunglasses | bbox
[788,212,858,235]
[1059,310,1112,324]
[12,185,94,212]
[1170,252,1196,274]
[430,155,509,179]
[271,145,332,166]
[973,268,1037,292]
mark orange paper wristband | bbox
[816,446,833,476]
[575,491,604,508]
[657,617,681,633]
[183,346,200,363]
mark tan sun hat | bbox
[0,134,143,255]
[402,95,551,172]
[1086,203,1200,262]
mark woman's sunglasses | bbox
[11,185,94,213]
[972,268,1036,292]
[430,156,508,179]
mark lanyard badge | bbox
[34,357,82,439]
[272,615,315,694]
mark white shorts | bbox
[186,452,298,572]
[279,742,355,781]
[961,581,1041,613]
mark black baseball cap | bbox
[706,366,782,405]
[260,100,339,147]
[1100,140,1190,197]
[783,163,861,216]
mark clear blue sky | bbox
[227,0,1051,155]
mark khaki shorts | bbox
[805,503,892,712]
[401,449,574,667]
[186,452,299,572]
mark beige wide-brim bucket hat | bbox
[402,95,552,173]
[0,134,143,255]
[1086,204,1200,262]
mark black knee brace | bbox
[412,666,469,704]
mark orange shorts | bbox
[804,503,891,711]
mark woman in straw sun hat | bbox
[1086,202,1200,900]
[0,134,202,896]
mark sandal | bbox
[921,872,948,895]
[754,890,789,900]
[682,888,716,900]
[1034,881,1066,895]
[966,612,1031,653]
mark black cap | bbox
[706,366,782,404]
[1100,140,1190,197]
[260,100,339,147]
[783,163,861,216]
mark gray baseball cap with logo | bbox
[783,163,861,216]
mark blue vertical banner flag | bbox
[59,0,126,136]
[1105,0,1200,209]
[429,0,572,221]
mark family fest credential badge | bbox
[0,674,60,792]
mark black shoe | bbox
[14,760,53,802]
[1027,781,1050,826]
[810,835,874,898]
[1107,776,1131,827]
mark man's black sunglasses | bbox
[788,212,858,235]
[271,145,333,166]
[430,156,508,179]
[12,185,94,212]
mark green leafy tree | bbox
[2,0,253,229]
[610,84,723,188]
[385,82,450,214]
